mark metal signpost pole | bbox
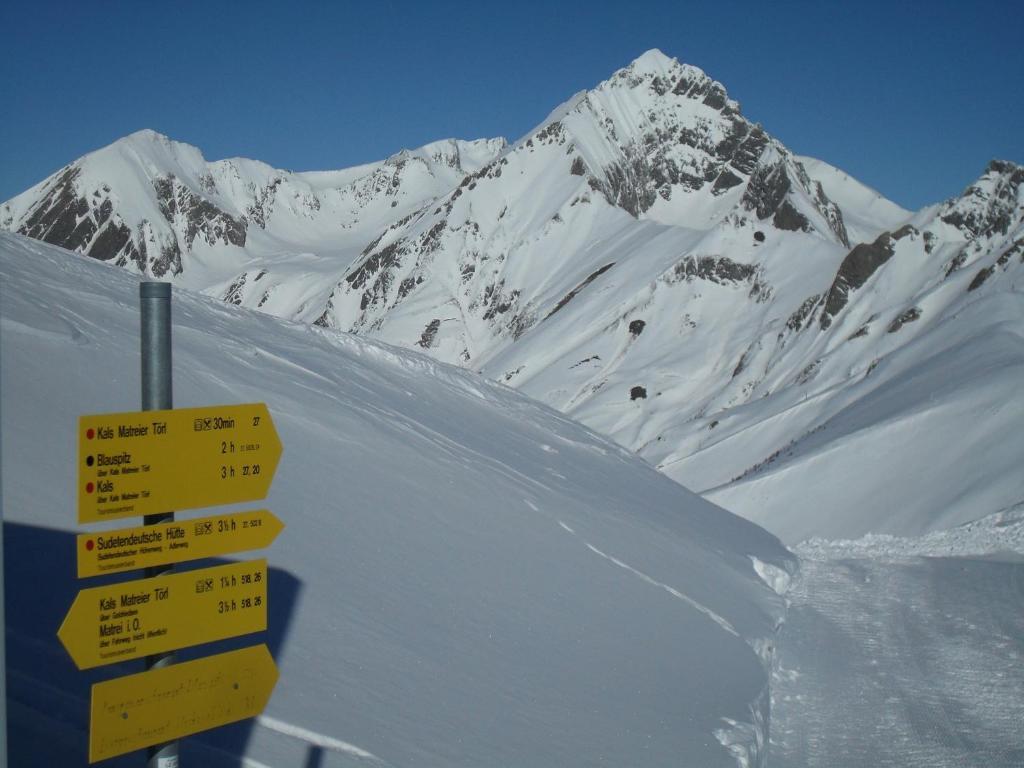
[139,282,179,768]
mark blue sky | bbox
[1,0,1021,209]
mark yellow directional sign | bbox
[78,403,283,523]
[89,643,278,763]
[76,509,284,578]
[58,559,267,670]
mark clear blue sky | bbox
[2,0,1021,210]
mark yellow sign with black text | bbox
[76,509,284,578]
[89,643,278,763]
[77,403,282,523]
[58,559,267,670]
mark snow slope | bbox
[688,164,1024,542]
[797,155,912,243]
[0,232,794,767]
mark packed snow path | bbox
[770,546,1024,766]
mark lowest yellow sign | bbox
[58,559,267,670]
[89,643,278,763]
[77,509,284,578]
[78,403,283,523]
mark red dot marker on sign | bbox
[87,428,95,440]
[86,540,94,551]
[86,482,95,494]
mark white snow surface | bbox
[0,232,794,767]
[797,155,912,243]
[796,502,1024,562]
[770,504,1024,766]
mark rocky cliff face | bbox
[575,53,850,245]
[312,50,854,365]
[940,160,1024,239]
[7,166,151,272]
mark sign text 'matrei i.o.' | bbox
[58,559,267,670]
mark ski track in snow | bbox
[771,511,1024,767]
[556,520,740,637]
[256,715,384,762]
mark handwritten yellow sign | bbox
[58,559,267,670]
[78,403,283,523]
[76,509,284,578]
[89,644,278,763]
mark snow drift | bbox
[1,232,793,767]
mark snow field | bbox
[1,232,793,767]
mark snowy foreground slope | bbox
[1,232,794,767]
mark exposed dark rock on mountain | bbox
[887,307,922,333]
[11,167,147,272]
[968,265,996,292]
[154,174,247,249]
[941,160,1024,238]
[418,319,441,348]
[222,273,248,305]
[820,226,917,329]
[786,295,821,332]
[546,263,616,320]
[672,255,757,285]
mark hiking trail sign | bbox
[76,509,283,578]
[89,644,278,762]
[65,284,284,765]
[58,559,268,670]
[78,403,282,523]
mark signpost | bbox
[57,281,285,763]
[78,403,282,523]
[89,644,279,763]
[139,280,178,768]
[77,509,283,578]
[58,559,268,670]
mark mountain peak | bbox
[983,158,1024,182]
[123,128,172,143]
[627,48,677,75]
[940,158,1024,238]
[602,49,735,114]
[87,129,209,177]
[107,129,190,157]
[387,137,507,175]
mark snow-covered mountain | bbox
[1,231,794,766]
[690,160,1024,538]
[4,49,1022,542]
[0,129,506,321]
